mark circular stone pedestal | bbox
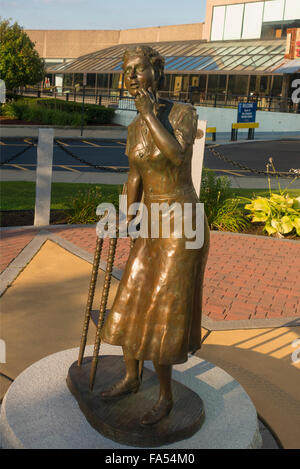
[0,345,262,449]
[67,355,205,447]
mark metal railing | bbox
[13,87,300,114]
[15,87,136,111]
[159,91,299,113]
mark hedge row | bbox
[2,100,83,126]
[36,98,115,124]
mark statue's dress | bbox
[101,99,210,365]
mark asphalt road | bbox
[0,137,299,177]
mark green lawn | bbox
[0,181,299,211]
[227,187,300,200]
[0,182,122,210]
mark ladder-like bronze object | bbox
[77,183,140,390]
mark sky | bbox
[0,0,207,30]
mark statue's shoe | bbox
[100,378,140,400]
[140,399,173,426]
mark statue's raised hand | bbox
[135,88,155,119]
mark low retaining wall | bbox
[196,106,300,133]
[113,106,300,134]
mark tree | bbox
[0,18,45,90]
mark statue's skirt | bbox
[101,193,210,365]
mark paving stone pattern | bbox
[1,226,299,321]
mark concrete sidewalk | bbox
[2,168,300,189]
[1,124,300,142]
[0,125,128,139]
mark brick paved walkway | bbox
[1,226,299,321]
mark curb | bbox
[0,125,126,130]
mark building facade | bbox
[26,0,300,111]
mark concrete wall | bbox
[113,106,300,134]
[119,23,204,44]
[195,105,300,133]
[26,23,204,60]
[113,109,137,127]
[203,0,264,40]
[26,30,120,59]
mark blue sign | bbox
[237,102,257,123]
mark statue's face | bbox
[123,55,156,97]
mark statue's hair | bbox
[123,45,165,90]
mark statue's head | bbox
[122,45,165,97]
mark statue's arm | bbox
[135,90,196,167]
[143,112,185,166]
[127,161,143,223]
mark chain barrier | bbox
[0,139,36,166]
[54,139,129,173]
[1,137,298,179]
[207,144,300,179]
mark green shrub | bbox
[2,99,84,126]
[3,100,30,120]
[36,98,115,124]
[200,168,232,226]
[66,186,121,224]
[244,193,300,236]
[2,97,115,125]
[243,159,300,237]
[211,198,250,232]
[199,168,249,232]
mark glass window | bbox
[206,62,219,71]
[249,76,257,94]
[189,75,207,92]
[111,73,122,90]
[263,0,285,22]
[74,74,83,86]
[223,4,244,40]
[199,75,207,92]
[207,75,218,93]
[163,74,172,91]
[167,57,189,70]
[260,76,269,93]
[97,74,110,90]
[113,60,123,71]
[86,73,96,88]
[207,75,227,93]
[211,6,226,41]
[180,56,205,70]
[182,75,190,92]
[227,56,253,71]
[284,0,300,20]
[271,76,283,96]
[63,74,73,87]
[242,2,264,39]
[228,75,249,96]
[197,57,217,71]
[192,57,214,70]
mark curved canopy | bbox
[47,39,288,75]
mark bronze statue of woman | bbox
[100,45,210,425]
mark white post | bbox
[34,128,54,226]
[192,119,207,197]
[0,79,6,103]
